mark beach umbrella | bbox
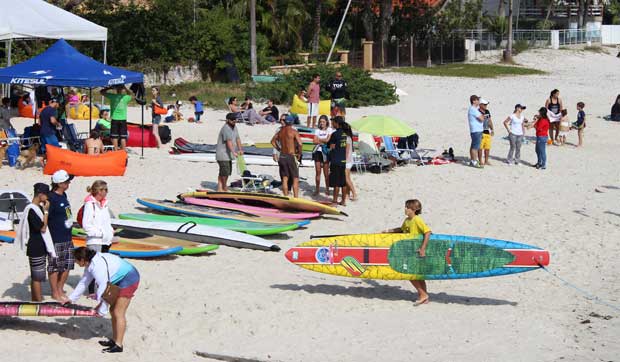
[349,115,415,137]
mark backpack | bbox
[76,203,95,228]
[158,125,171,144]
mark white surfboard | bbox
[110,219,280,252]
[170,153,312,167]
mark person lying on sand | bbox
[383,199,431,305]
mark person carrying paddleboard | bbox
[384,199,432,306]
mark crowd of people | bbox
[212,71,356,205]
[467,89,588,170]
[15,171,138,353]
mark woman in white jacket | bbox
[81,180,114,295]
[82,180,114,253]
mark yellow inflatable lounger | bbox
[69,104,100,120]
[290,94,330,116]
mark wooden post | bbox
[362,40,374,70]
[337,50,350,64]
[298,52,310,64]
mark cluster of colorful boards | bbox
[285,233,550,280]
[0,230,185,258]
[180,191,346,216]
[122,192,346,252]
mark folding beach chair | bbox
[225,98,250,124]
[235,155,270,192]
[63,122,88,152]
[381,136,414,165]
[357,133,390,173]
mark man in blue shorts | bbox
[467,95,485,168]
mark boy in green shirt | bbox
[385,199,432,305]
[101,85,132,150]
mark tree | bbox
[311,0,322,53]
[361,0,375,41]
[504,0,513,62]
[378,0,394,67]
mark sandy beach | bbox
[1,48,619,362]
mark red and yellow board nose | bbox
[285,247,322,264]
[507,249,550,267]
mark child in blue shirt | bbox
[189,96,204,124]
[572,102,586,147]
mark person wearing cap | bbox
[47,169,75,301]
[39,97,61,155]
[216,113,243,191]
[271,115,303,197]
[328,116,349,205]
[503,104,529,165]
[14,183,56,301]
[327,72,348,116]
[467,95,485,168]
[478,98,494,166]
[101,85,132,150]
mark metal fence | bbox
[457,29,602,51]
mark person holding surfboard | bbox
[384,199,431,305]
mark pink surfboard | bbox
[182,197,320,220]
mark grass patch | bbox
[159,82,246,110]
[394,63,545,78]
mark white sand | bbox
[1,48,619,361]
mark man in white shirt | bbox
[467,95,485,168]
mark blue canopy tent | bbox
[0,39,147,154]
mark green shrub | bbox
[246,65,399,107]
[513,40,529,54]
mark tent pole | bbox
[141,103,144,158]
[103,41,107,64]
[89,88,92,132]
[7,39,12,67]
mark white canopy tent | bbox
[0,0,108,67]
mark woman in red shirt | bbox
[529,107,550,169]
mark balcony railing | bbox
[519,4,603,18]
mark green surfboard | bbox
[118,213,299,236]
[71,228,220,256]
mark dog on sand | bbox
[0,144,7,168]
[16,143,40,169]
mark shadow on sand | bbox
[0,317,107,340]
[270,282,517,306]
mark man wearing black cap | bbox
[39,98,61,155]
[271,115,303,197]
[216,113,243,191]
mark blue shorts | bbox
[40,133,59,154]
[470,132,482,150]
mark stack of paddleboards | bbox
[169,137,312,167]
[178,191,347,217]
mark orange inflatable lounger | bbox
[43,146,127,176]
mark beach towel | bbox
[15,203,56,257]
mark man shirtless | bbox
[271,115,303,197]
